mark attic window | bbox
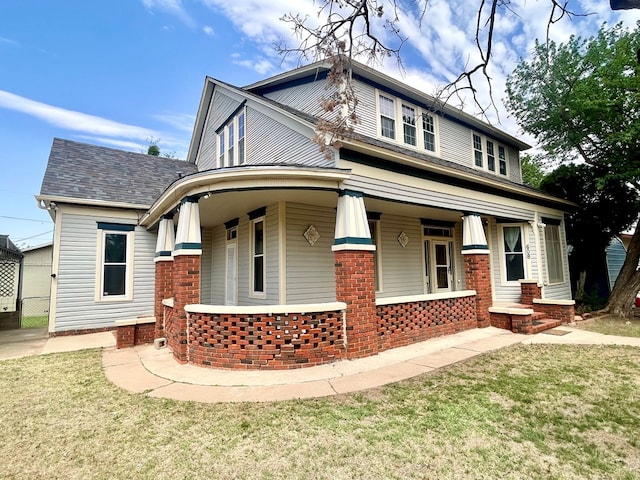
[217,108,246,168]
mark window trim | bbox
[95,228,134,302]
[249,216,266,299]
[497,224,527,286]
[375,89,440,155]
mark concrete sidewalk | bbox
[3,325,639,403]
[101,325,640,403]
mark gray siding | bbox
[377,214,424,298]
[439,118,471,167]
[606,236,627,291]
[237,204,280,306]
[200,227,213,304]
[344,174,535,221]
[196,92,243,171]
[285,203,336,303]
[351,81,377,138]
[453,222,466,290]
[211,224,225,304]
[264,78,331,117]
[508,149,522,183]
[246,108,331,167]
[54,211,155,332]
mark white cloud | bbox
[0,90,157,141]
[232,57,275,75]
[203,25,214,36]
[154,112,196,133]
[0,36,19,47]
[141,0,196,28]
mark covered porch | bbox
[123,165,573,369]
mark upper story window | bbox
[377,91,439,154]
[379,95,396,139]
[473,132,508,177]
[217,108,246,168]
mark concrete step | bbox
[529,318,562,334]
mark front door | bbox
[225,242,237,305]
[433,241,452,292]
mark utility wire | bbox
[0,215,50,223]
[15,230,54,242]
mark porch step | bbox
[529,318,562,334]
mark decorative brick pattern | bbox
[154,260,173,338]
[377,296,477,351]
[520,281,542,305]
[168,254,200,363]
[464,254,492,328]
[334,250,378,359]
[188,310,345,369]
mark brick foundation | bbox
[377,295,477,351]
[187,309,345,369]
[464,253,492,328]
[533,302,575,324]
[154,260,173,338]
[334,249,378,359]
[50,326,116,337]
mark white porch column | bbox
[462,213,489,254]
[154,215,175,262]
[174,196,202,257]
[331,190,375,252]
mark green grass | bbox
[577,314,640,338]
[1,344,639,479]
[21,315,48,329]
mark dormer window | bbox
[473,132,508,177]
[217,108,246,168]
[377,90,439,154]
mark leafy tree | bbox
[506,23,640,317]
[147,144,160,156]
[520,154,546,188]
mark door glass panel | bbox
[435,243,449,289]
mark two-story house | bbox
[37,59,575,370]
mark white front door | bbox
[225,242,237,305]
[433,241,452,292]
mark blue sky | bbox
[1,0,638,249]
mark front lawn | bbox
[1,344,639,479]
[577,314,640,338]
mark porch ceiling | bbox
[198,189,339,227]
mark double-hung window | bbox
[473,134,484,167]
[217,108,246,168]
[498,146,507,175]
[368,217,382,292]
[422,113,436,152]
[487,140,496,172]
[248,207,266,298]
[402,104,417,146]
[379,95,396,139]
[97,223,134,301]
[501,225,525,283]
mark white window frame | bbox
[249,216,266,299]
[375,90,440,155]
[368,219,383,293]
[497,224,528,286]
[543,222,565,284]
[217,108,246,168]
[472,132,509,177]
[95,229,134,302]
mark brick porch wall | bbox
[188,310,346,369]
[116,323,155,348]
[521,281,542,305]
[464,253,492,328]
[377,295,477,351]
[334,249,378,359]
[533,302,575,324]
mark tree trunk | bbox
[605,222,640,318]
[575,270,587,302]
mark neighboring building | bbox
[37,59,575,369]
[21,242,53,320]
[0,235,23,330]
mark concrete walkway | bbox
[2,326,639,403]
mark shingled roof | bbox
[40,138,198,206]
